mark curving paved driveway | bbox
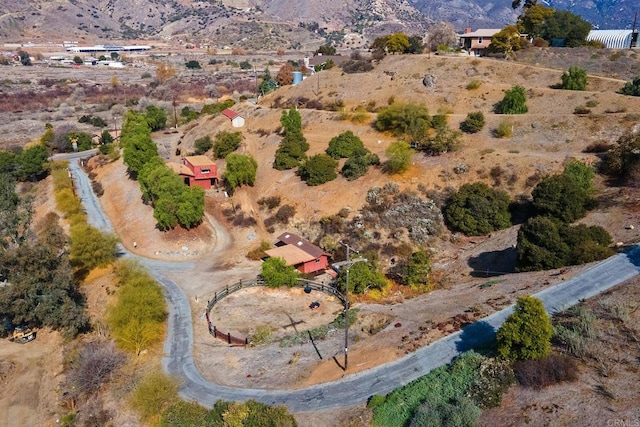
[69,159,640,411]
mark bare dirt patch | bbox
[0,330,63,426]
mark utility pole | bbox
[339,241,358,371]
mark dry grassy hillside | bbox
[173,54,639,257]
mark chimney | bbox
[465,28,472,34]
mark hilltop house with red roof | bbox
[264,232,330,274]
[167,155,217,190]
[221,108,245,128]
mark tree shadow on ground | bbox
[468,247,517,277]
[455,320,497,355]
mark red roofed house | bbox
[264,232,330,274]
[221,108,245,128]
[167,155,217,190]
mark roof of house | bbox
[459,29,502,38]
[221,108,240,120]
[184,155,215,167]
[166,161,194,177]
[264,245,316,266]
[275,232,327,259]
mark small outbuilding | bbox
[265,232,330,275]
[221,108,245,128]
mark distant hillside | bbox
[0,0,636,47]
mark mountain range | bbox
[0,0,636,49]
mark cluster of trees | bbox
[122,110,204,230]
[440,159,612,270]
[371,32,425,58]
[138,157,205,230]
[0,143,49,182]
[517,160,613,271]
[326,131,380,181]
[273,108,309,170]
[0,156,118,338]
[375,103,462,155]
[490,2,593,55]
[0,212,90,339]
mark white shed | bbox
[221,108,245,128]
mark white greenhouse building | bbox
[587,30,639,49]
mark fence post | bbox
[227,332,231,344]
[213,325,217,337]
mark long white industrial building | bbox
[65,45,152,53]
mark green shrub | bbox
[460,111,485,133]
[532,166,593,223]
[69,223,119,271]
[409,396,481,427]
[185,60,201,69]
[129,371,179,422]
[375,103,431,144]
[145,105,167,131]
[341,152,380,181]
[260,257,299,288]
[468,358,515,408]
[466,79,481,90]
[620,76,640,96]
[335,261,386,294]
[107,260,167,355]
[297,153,338,186]
[495,85,528,114]
[273,109,308,170]
[384,141,413,173]
[326,131,366,159]
[367,394,386,408]
[425,127,462,155]
[193,136,212,155]
[602,130,640,180]
[497,296,553,361]
[444,182,511,236]
[495,119,513,138]
[159,401,208,427]
[213,131,242,159]
[560,66,587,90]
[225,153,257,189]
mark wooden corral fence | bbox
[205,278,346,346]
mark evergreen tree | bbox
[497,296,553,361]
